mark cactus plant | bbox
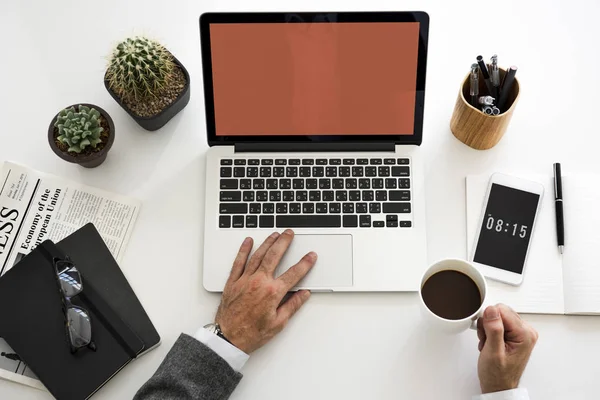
[105,36,176,101]
[54,105,104,154]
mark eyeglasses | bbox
[53,256,96,353]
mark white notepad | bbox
[466,174,600,315]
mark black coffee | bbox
[421,270,481,320]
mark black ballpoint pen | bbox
[477,55,495,96]
[554,163,565,254]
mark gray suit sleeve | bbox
[134,333,243,400]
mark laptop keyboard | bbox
[218,157,412,229]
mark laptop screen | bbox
[209,22,420,137]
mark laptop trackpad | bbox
[274,234,353,289]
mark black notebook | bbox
[0,223,160,399]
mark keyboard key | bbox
[280,179,292,189]
[243,191,254,202]
[250,203,261,214]
[365,167,377,177]
[269,191,281,202]
[296,191,308,202]
[261,159,273,165]
[248,159,260,165]
[273,167,285,177]
[220,191,241,202]
[276,215,341,228]
[383,203,411,213]
[386,215,398,221]
[336,191,348,201]
[290,203,301,214]
[343,159,355,165]
[385,178,397,189]
[400,221,412,228]
[289,159,301,165]
[384,158,396,165]
[362,191,374,201]
[319,178,331,189]
[246,215,258,228]
[240,179,251,189]
[219,215,231,228]
[398,179,411,188]
[349,191,361,201]
[376,190,388,201]
[316,203,328,213]
[369,203,381,213]
[352,167,364,177]
[253,179,265,189]
[220,179,238,189]
[276,203,288,214]
[360,215,371,227]
[303,203,314,213]
[387,220,398,228]
[234,159,246,165]
[339,167,351,177]
[233,216,244,228]
[359,179,370,189]
[343,215,358,227]
[259,215,274,228]
[283,191,295,201]
[370,158,382,165]
[323,191,335,201]
[357,159,369,165]
[306,179,318,189]
[299,167,311,177]
[286,167,298,177]
[316,159,328,165]
[372,178,384,189]
[302,159,314,165]
[332,179,344,189]
[309,191,321,202]
[256,191,268,201]
[392,166,410,177]
[329,203,341,213]
[275,159,287,165]
[329,159,341,165]
[266,179,278,189]
[293,179,304,189]
[343,203,354,214]
[219,203,248,214]
[378,166,390,177]
[221,159,233,165]
[390,191,411,201]
[356,203,368,213]
[263,203,274,214]
[260,167,271,177]
[398,158,410,165]
[233,167,245,177]
[373,221,384,227]
[247,167,258,177]
[312,167,324,177]
[326,167,337,177]
[345,179,357,189]
[220,167,232,177]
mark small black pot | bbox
[104,55,191,131]
[48,103,115,168]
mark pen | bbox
[554,163,565,254]
[477,55,495,96]
[470,63,479,107]
[478,95,495,105]
[490,55,500,101]
[497,65,518,112]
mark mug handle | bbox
[469,309,485,330]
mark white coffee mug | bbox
[418,258,487,334]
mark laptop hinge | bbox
[234,142,395,153]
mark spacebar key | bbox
[276,215,341,228]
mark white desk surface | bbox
[1,1,599,399]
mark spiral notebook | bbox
[466,173,600,315]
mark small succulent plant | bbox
[54,106,104,153]
[105,36,176,100]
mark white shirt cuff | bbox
[473,388,530,400]
[193,327,249,372]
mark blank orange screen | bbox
[210,22,420,136]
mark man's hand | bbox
[215,230,316,354]
[477,304,539,394]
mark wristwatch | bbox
[203,323,231,344]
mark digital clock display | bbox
[474,183,540,274]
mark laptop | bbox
[200,12,430,292]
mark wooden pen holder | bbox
[450,68,520,150]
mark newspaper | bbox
[0,161,141,390]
